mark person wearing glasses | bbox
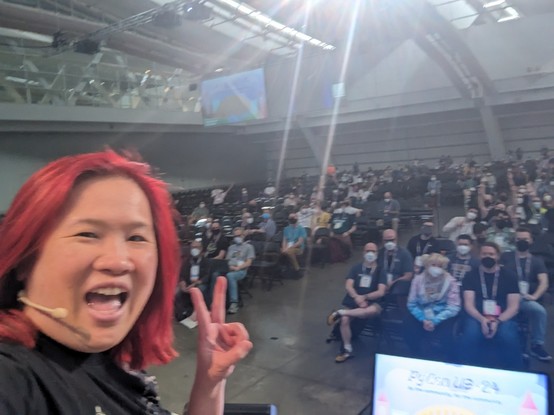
[326,243,386,363]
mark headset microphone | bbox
[17,291,91,341]
[18,291,68,319]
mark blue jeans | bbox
[519,299,547,346]
[459,317,524,370]
[226,269,247,303]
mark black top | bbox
[406,235,438,259]
[0,334,171,415]
[330,212,356,235]
[179,256,210,286]
[446,253,480,285]
[342,262,385,309]
[202,232,230,259]
[462,267,519,314]
[500,252,547,296]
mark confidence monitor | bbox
[201,67,268,127]
[371,353,550,415]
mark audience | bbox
[403,253,460,360]
[460,242,523,370]
[500,227,551,361]
[225,227,255,314]
[171,149,554,370]
[326,243,386,363]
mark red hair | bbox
[0,150,180,369]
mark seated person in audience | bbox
[175,239,211,329]
[313,202,332,230]
[190,201,210,224]
[330,200,357,258]
[377,229,413,292]
[239,212,256,231]
[281,213,307,273]
[500,227,551,361]
[442,207,478,242]
[459,242,523,370]
[403,253,460,360]
[472,222,488,253]
[202,220,229,260]
[225,227,255,314]
[447,234,480,286]
[407,222,439,270]
[485,209,515,252]
[326,243,386,363]
[297,203,316,229]
[376,192,400,232]
[247,211,276,241]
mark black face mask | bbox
[481,257,496,268]
[289,218,298,224]
[516,239,530,252]
[421,226,433,237]
[212,229,220,235]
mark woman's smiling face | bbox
[22,175,158,353]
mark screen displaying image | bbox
[201,68,268,126]
[372,354,549,415]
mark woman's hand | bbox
[190,277,253,383]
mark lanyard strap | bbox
[361,264,377,277]
[479,266,500,300]
[384,251,397,274]
[515,253,532,282]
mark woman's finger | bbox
[211,276,227,325]
[190,287,211,336]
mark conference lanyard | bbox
[416,240,431,256]
[479,266,500,300]
[361,264,377,278]
[384,251,397,274]
[515,253,532,282]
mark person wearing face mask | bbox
[281,214,307,274]
[499,228,551,361]
[527,197,544,227]
[460,242,523,370]
[326,243,386,363]
[442,208,478,242]
[329,201,357,261]
[485,211,515,252]
[407,222,439,268]
[447,235,480,287]
[403,254,460,360]
[544,194,554,233]
[190,201,210,224]
[376,192,400,232]
[249,211,276,241]
[202,220,229,260]
[225,227,255,314]
[175,240,211,329]
[239,212,256,232]
[377,229,413,292]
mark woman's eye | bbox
[129,235,147,242]
[76,232,97,238]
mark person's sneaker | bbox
[530,344,552,361]
[335,351,353,363]
[227,303,240,314]
[327,310,341,326]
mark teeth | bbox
[91,287,126,296]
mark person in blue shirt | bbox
[281,213,307,272]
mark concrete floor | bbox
[150,212,554,415]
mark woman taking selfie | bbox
[0,150,252,414]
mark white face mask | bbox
[457,245,471,256]
[517,197,524,205]
[335,208,343,214]
[532,202,542,209]
[191,248,201,257]
[246,218,254,224]
[364,252,377,263]
[466,212,477,221]
[384,241,396,251]
[199,203,205,208]
[234,237,243,245]
[428,266,443,278]
[384,198,391,203]
[544,195,552,203]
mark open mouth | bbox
[85,288,129,313]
